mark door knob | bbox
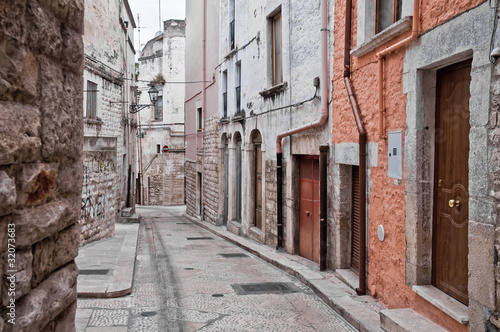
[448,199,460,208]
[306,211,310,216]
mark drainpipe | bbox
[275,0,329,249]
[344,0,367,295]
[376,0,420,139]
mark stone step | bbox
[121,214,140,224]
[121,207,133,217]
[380,308,448,332]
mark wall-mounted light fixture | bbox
[129,85,159,113]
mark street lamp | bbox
[130,85,159,113]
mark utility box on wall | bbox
[388,131,402,179]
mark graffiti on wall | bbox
[80,149,117,244]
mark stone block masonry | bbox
[202,116,220,225]
[80,138,119,246]
[185,161,197,217]
[0,0,84,331]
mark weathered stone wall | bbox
[80,137,118,246]
[490,36,500,329]
[81,0,137,243]
[264,160,279,247]
[0,0,84,331]
[144,150,185,206]
[185,161,197,217]
[202,116,220,224]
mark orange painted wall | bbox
[331,0,484,330]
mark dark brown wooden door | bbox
[255,144,263,229]
[351,166,360,273]
[432,59,471,306]
[299,156,320,263]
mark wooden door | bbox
[351,166,360,273]
[255,144,262,229]
[235,137,242,222]
[299,156,320,263]
[223,143,229,225]
[432,59,471,306]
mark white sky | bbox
[127,0,186,56]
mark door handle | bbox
[448,199,460,208]
[306,211,310,216]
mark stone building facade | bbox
[0,0,84,330]
[81,0,137,245]
[331,0,500,329]
[185,0,221,223]
[185,0,334,255]
[185,0,500,330]
[136,20,185,207]
[208,0,335,255]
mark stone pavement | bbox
[182,213,386,332]
[76,222,140,298]
[75,206,387,331]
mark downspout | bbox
[376,0,420,139]
[275,0,329,249]
[344,0,367,295]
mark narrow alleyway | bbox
[76,206,357,331]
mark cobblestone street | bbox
[76,207,357,331]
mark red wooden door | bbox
[432,59,471,305]
[299,156,320,263]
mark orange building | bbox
[331,0,500,330]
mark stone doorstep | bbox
[121,207,133,217]
[380,308,448,332]
[412,285,469,325]
[121,214,140,223]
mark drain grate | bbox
[141,311,157,317]
[219,253,249,258]
[232,282,301,295]
[78,269,110,275]
[176,222,194,225]
[186,237,213,240]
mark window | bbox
[235,62,241,113]
[86,81,97,119]
[376,0,403,33]
[223,71,228,117]
[229,0,235,50]
[197,107,203,130]
[272,12,282,86]
[154,95,163,121]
